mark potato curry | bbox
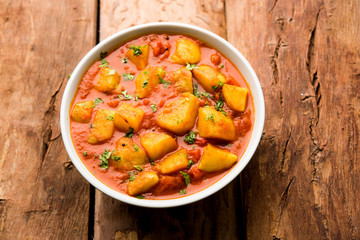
[70,34,253,199]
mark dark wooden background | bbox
[0,0,359,239]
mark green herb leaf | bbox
[186,62,198,70]
[142,80,149,88]
[214,94,228,115]
[100,51,108,59]
[206,113,215,123]
[184,131,196,145]
[129,172,136,181]
[134,165,144,171]
[135,195,145,199]
[83,151,88,156]
[98,149,112,169]
[149,158,155,166]
[90,123,94,128]
[212,81,224,91]
[99,58,109,67]
[68,74,72,79]
[180,171,191,186]
[107,69,116,76]
[106,115,114,121]
[187,160,194,169]
[119,90,133,100]
[133,144,139,152]
[144,71,149,75]
[179,189,187,195]
[122,73,135,81]
[130,45,143,56]
[135,94,139,101]
[160,78,171,88]
[125,127,134,138]
[193,84,213,100]
[218,64,224,69]
[150,104,157,113]
[91,98,103,108]
[111,155,121,161]
[122,57,128,64]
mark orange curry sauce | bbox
[70,34,254,200]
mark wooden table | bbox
[1,0,359,239]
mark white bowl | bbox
[60,22,265,208]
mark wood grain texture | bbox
[94,1,245,240]
[0,0,97,239]
[226,0,360,239]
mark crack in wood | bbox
[278,129,292,175]
[274,177,295,238]
[270,37,281,85]
[269,0,279,13]
[306,7,322,125]
[309,118,326,183]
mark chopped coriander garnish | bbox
[130,45,143,56]
[99,58,109,67]
[212,81,224,91]
[111,155,121,161]
[93,154,98,160]
[125,127,134,138]
[227,143,232,147]
[149,158,155,166]
[122,57,128,64]
[192,146,196,149]
[144,71,149,75]
[184,131,196,145]
[134,165,143,171]
[83,151,88,156]
[179,189,187,195]
[193,84,213,99]
[218,64,224,69]
[133,144,139,152]
[122,73,135,81]
[98,149,112,169]
[119,90,133,100]
[150,104,157,113]
[206,113,215,122]
[129,172,137,181]
[186,62,198,70]
[135,94,139,101]
[91,98,103,108]
[106,115,114,121]
[214,94,228,116]
[90,123,94,128]
[68,74,72,79]
[100,51,108,59]
[187,160,194,169]
[180,171,191,186]
[159,78,171,88]
[106,69,116,76]
[142,80,149,88]
[135,195,145,199]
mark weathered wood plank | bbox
[226,0,360,239]
[0,0,97,239]
[94,1,245,240]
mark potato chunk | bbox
[170,38,201,64]
[114,103,144,133]
[110,137,148,170]
[94,67,120,93]
[127,171,159,196]
[140,133,177,160]
[159,149,188,174]
[71,100,94,123]
[125,45,150,70]
[135,66,165,98]
[156,93,199,135]
[172,67,193,93]
[87,109,115,144]
[192,65,227,93]
[222,84,248,112]
[198,144,238,172]
[198,107,236,141]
